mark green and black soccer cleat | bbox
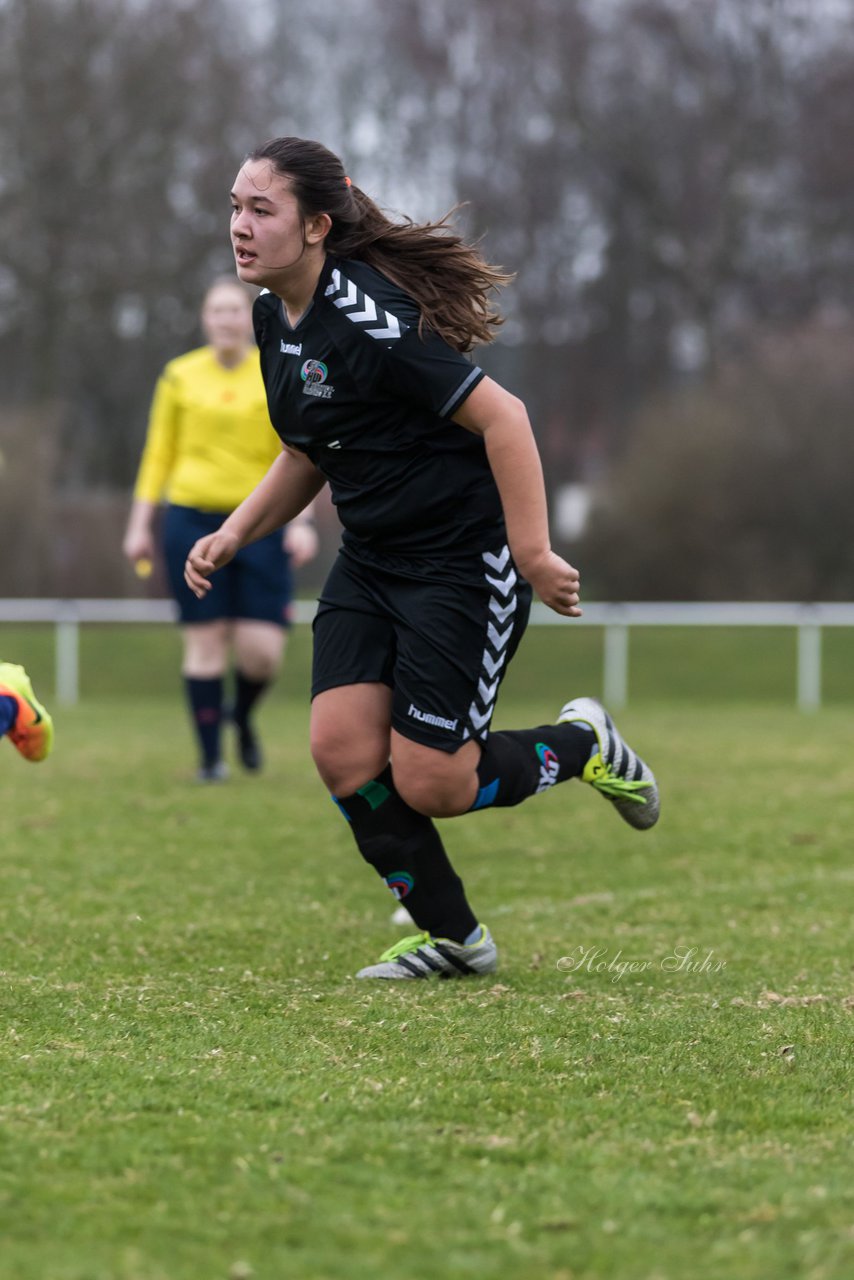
[356,925,498,980]
[558,696,659,829]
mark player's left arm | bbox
[453,376,581,617]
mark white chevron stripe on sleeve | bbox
[326,271,407,342]
[332,277,359,309]
[366,315,403,340]
[346,295,378,325]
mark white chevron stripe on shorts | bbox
[464,544,519,742]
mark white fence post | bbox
[603,621,629,709]
[796,621,822,711]
[56,604,80,706]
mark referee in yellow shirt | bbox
[123,277,317,781]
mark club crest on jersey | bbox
[301,359,335,399]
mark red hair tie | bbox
[344,176,352,187]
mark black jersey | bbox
[253,255,504,558]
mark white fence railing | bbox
[2,598,854,709]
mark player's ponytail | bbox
[248,137,512,353]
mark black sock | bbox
[333,765,478,943]
[232,671,270,769]
[184,676,224,768]
[233,670,270,729]
[470,722,596,810]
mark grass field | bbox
[1,624,853,1280]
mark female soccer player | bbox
[185,137,659,976]
[124,277,317,781]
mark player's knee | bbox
[233,623,285,681]
[244,653,281,682]
[394,761,472,818]
[310,726,386,798]
[182,621,229,675]
[309,728,349,792]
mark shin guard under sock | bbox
[470,722,596,810]
[184,676,224,768]
[333,765,478,943]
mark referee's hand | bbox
[184,530,239,598]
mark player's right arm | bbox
[122,499,158,564]
[123,368,179,564]
[184,446,326,597]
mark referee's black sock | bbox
[232,670,270,770]
[184,676,224,768]
[333,765,478,944]
[233,670,270,729]
[470,723,596,810]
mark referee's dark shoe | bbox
[236,719,263,772]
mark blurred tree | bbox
[577,320,854,600]
[0,405,61,593]
[0,0,275,488]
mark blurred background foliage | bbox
[1,0,853,599]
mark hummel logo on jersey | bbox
[408,703,458,732]
[301,359,335,399]
[325,268,409,343]
[280,340,302,356]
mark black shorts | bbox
[163,504,293,626]
[311,543,532,753]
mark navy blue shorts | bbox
[311,543,532,753]
[163,504,293,626]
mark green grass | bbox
[0,634,853,1279]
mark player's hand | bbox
[184,530,240,598]
[284,521,319,569]
[520,551,582,617]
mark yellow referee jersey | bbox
[133,346,282,512]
